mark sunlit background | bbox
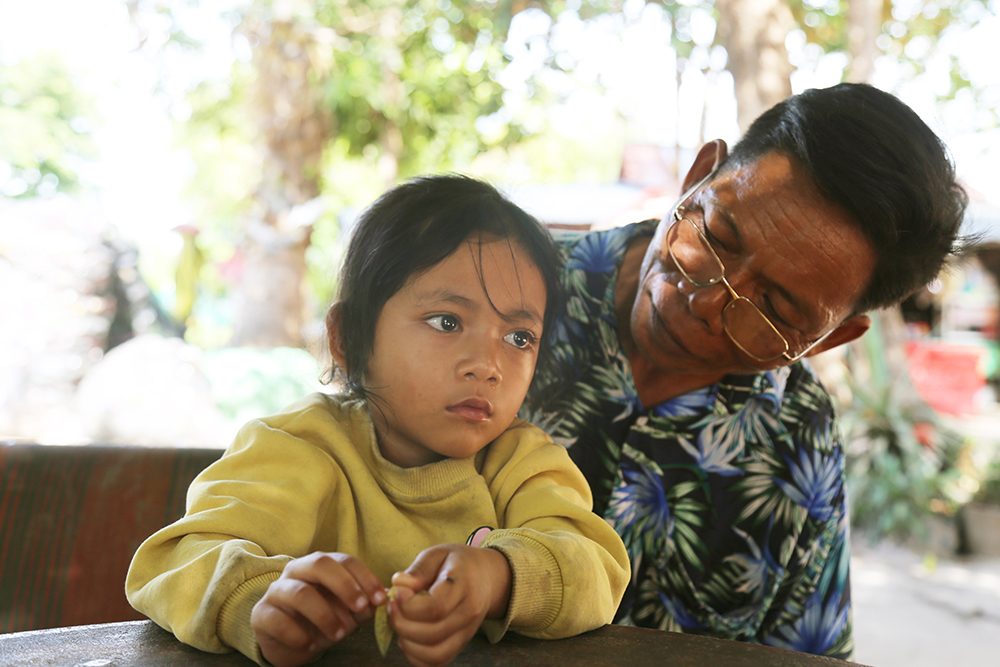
[2,0,1000,664]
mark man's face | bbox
[630,151,877,376]
[365,236,546,468]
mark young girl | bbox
[126,175,629,667]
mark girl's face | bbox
[364,236,547,467]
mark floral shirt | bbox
[521,221,853,658]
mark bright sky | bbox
[1,0,998,250]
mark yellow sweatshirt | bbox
[125,393,629,663]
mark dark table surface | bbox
[0,619,870,666]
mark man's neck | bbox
[626,352,726,408]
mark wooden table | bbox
[0,620,869,666]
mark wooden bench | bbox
[0,442,222,633]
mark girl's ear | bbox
[326,302,347,369]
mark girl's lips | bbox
[446,398,494,422]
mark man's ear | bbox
[326,302,347,369]
[806,314,872,357]
[681,139,728,192]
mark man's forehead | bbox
[705,152,875,326]
[718,151,814,198]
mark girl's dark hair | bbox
[329,174,562,397]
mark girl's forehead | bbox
[404,236,547,315]
[415,235,542,279]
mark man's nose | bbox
[680,277,731,336]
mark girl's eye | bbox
[426,314,460,332]
[503,330,537,350]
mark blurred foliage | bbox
[786,0,995,116]
[156,0,648,338]
[116,0,998,344]
[841,315,973,544]
[973,456,1000,505]
[842,370,969,541]
[202,346,324,424]
[0,53,95,198]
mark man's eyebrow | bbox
[711,203,742,242]
[770,282,811,326]
[415,289,543,325]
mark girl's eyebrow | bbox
[415,288,542,325]
[415,289,475,307]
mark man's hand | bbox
[251,552,386,667]
[388,544,512,667]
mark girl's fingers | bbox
[390,591,472,645]
[265,578,351,642]
[397,546,448,593]
[396,627,473,667]
[285,553,375,616]
[390,570,423,590]
[339,554,388,607]
[253,601,313,649]
[393,575,460,624]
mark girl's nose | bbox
[458,340,502,386]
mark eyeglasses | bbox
[664,179,831,363]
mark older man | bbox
[521,83,967,658]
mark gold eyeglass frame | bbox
[664,173,832,363]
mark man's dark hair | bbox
[329,174,562,398]
[726,82,968,313]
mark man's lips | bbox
[446,397,494,422]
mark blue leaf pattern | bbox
[775,449,843,522]
[764,588,850,655]
[650,386,715,418]
[567,231,628,274]
[523,221,853,658]
[725,526,784,599]
[607,457,672,557]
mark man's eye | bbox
[702,222,734,254]
[762,295,798,332]
[503,330,537,350]
[698,205,740,254]
[426,314,460,332]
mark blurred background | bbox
[1,0,999,663]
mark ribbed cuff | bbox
[217,571,282,665]
[479,531,562,641]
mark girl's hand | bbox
[388,544,512,667]
[251,552,386,667]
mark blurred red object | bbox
[905,340,986,415]
[913,421,936,448]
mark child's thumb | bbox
[396,545,448,592]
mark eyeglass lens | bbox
[669,217,790,361]
[721,299,789,360]
[668,217,724,284]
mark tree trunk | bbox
[846,0,884,83]
[715,0,794,132]
[230,16,330,347]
